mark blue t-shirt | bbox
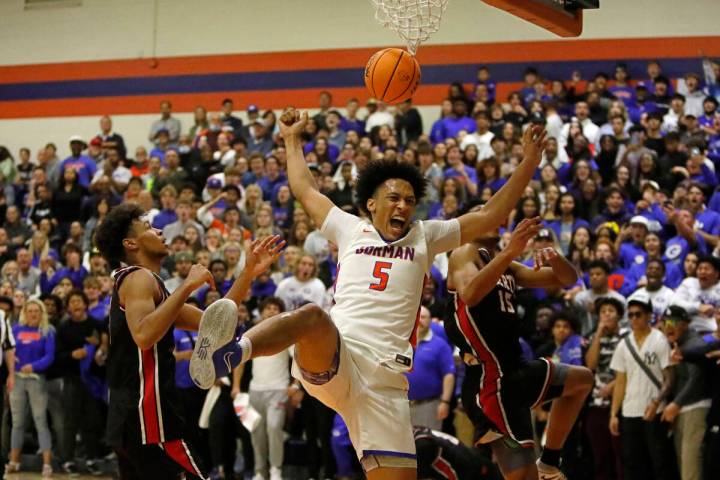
[152,209,178,230]
[626,259,684,290]
[608,85,636,107]
[552,334,584,366]
[60,155,98,189]
[13,325,55,374]
[440,116,476,141]
[405,331,455,401]
[664,233,708,267]
[618,241,648,270]
[695,208,720,235]
[173,329,197,389]
[443,165,478,186]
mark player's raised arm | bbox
[450,218,541,307]
[457,125,547,244]
[279,108,336,228]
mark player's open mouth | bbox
[390,218,405,230]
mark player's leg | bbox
[365,466,416,479]
[543,364,593,450]
[191,301,338,388]
[246,303,338,374]
[490,440,537,480]
[538,363,593,475]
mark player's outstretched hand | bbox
[279,107,309,138]
[521,124,548,165]
[533,246,560,271]
[184,264,215,292]
[506,217,542,259]
[246,235,286,278]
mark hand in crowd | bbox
[71,347,88,360]
[643,400,660,422]
[661,402,680,423]
[437,401,450,421]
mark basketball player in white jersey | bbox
[190,108,547,480]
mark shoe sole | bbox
[190,298,239,389]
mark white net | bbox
[369,0,449,55]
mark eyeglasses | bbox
[627,311,645,319]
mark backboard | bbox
[481,0,599,37]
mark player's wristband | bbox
[440,399,451,405]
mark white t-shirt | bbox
[672,277,720,333]
[459,131,494,160]
[632,286,674,324]
[321,207,461,371]
[250,347,292,391]
[610,328,670,418]
[275,276,327,311]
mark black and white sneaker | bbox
[63,461,80,477]
[85,459,103,476]
[189,298,241,389]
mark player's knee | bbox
[572,366,594,394]
[299,303,333,335]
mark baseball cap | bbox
[535,229,553,241]
[89,136,102,147]
[642,180,660,192]
[68,135,86,146]
[662,305,690,324]
[247,104,259,114]
[629,215,649,228]
[529,112,546,124]
[690,147,702,157]
[206,178,222,189]
[366,98,378,106]
[174,251,194,263]
[627,291,653,313]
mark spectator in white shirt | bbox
[244,297,292,480]
[673,255,720,334]
[559,101,600,149]
[609,292,677,480]
[275,253,327,311]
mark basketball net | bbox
[369,0,449,55]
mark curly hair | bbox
[355,159,426,216]
[94,203,145,268]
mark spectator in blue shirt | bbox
[151,184,178,230]
[549,192,590,255]
[339,98,365,135]
[443,145,478,198]
[609,63,636,107]
[257,156,287,202]
[60,136,97,189]
[688,182,720,250]
[405,306,455,431]
[429,99,453,144]
[550,310,584,366]
[39,243,88,294]
[438,99,476,141]
[663,208,708,268]
[6,299,55,477]
[617,216,651,270]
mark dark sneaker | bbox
[63,462,80,477]
[85,460,103,476]
[190,298,241,389]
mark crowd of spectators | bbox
[0,57,719,479]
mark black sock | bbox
[540,447,561,468]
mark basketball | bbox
[364,47,421,104]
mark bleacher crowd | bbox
[0,58,719,480]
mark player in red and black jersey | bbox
[95,204,282,480]
[445,202,592,480]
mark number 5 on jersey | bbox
[370,261,392,291]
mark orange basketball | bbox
[364,48,421,104]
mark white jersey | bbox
[275,276,327,311]
[321,207,460,371]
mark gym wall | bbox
[1,0,719,157]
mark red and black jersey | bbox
[106,266,184,446]
[445,258,524,374]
